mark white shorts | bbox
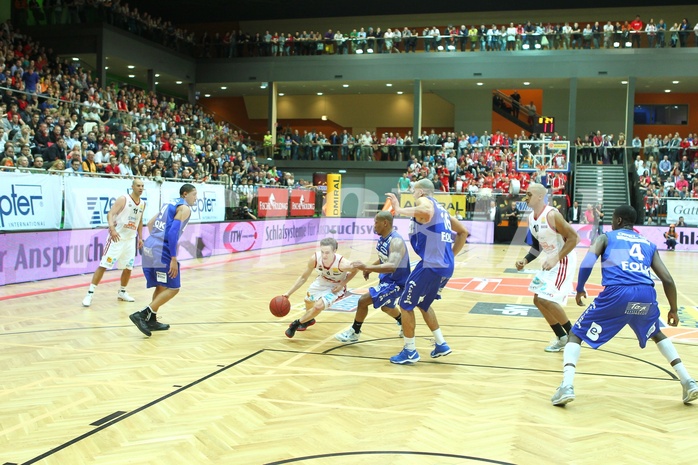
[99,237,136,270]
[528,253,576,305]
[305,279,345,309]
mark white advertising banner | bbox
[666,199,698,226]
[159,181,225,223]
[63,177,161,229]
[0,172,63,231]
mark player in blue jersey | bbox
[335,211,410,343]
[129,184,197,337]
[385,179,469,364]
[551,204,698,406]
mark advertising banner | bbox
[289,189,316,217]
[63,177,161,229]
[257,187,289,218]
[0,172,62,231]
[399,192,467,217]
[160,181,224,223]
[325,174,342,217]
[666,199,698,226]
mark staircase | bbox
[572,165,630,219]
[492,90,534,133]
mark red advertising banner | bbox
[256,188,289,217]
[290,189,316,217]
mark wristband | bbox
[524,253,537,263]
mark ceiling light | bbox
[128,74,135,78]
[386,83,393,87]
[665,89,671,93]
[220,86,227,90]
[397,91,403,95]
[204,94,211,97]
[154,82,159,85]
[317,92,323,96]
[104,66,109,70]
[621,80,628,84]
[72,57,79,61]
[176,81,182,84]
[342,84,349,88]
[523,82,530,86]
[672,80,679,84]
[278,93,284,96]
[321,115,328,121]
[476,82,484,86]
[155,74,160,77]
[127,65,135,69]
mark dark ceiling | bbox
[135,1,697,25]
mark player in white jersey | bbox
[283,237,357,338]
[515,182,580,352]
[82,179,146,307]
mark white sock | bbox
[657,338,692,383]
[119,286,127,292]
[88,284,97,293]
[562,342,581,387]
[432,328,446,345]
[404,337,416,351]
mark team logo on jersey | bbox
[586,322,602,341]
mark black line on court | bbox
[265,450,515,465]
[265,346,676,381]
[14,350,264,465]
[89,411,127,427]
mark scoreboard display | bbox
[534,116,555,134]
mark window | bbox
[634,105,688,125]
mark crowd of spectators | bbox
[0,18,309,195]
[11,2,698,58]
[634,132,698,224]
[191,16,698,58]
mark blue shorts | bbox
[369,281,403,309]
[143,264,181,289]
[399,264,450,312]
[572,285,661,349]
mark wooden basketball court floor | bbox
[1,240,697,465]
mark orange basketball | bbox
[269,295,291,317]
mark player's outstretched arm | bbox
[449,215,468,256]
[385,193,433,223]
[651,250,679,326]
[575,234,606,306]
[284,254,315,298]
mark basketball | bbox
[269,295,291,317]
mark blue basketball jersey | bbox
[376,230,410,287]
[600,229,655,287]
[409,197,455,277]
[143,198,190,266]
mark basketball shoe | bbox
[682,379,698,404]
[297,318,316,331]
[551,384,575,406]
[118,290,135,302]
[335,327,360,343]
[430,342,452,358]
[390,348,420,364]
[545,335,568,352]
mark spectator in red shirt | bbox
[630,15,644,47]
[104,156,121,177]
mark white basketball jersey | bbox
[528,205,565,258]
[113,195,145,240]
[314,251,348,284]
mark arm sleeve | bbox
[524,232,541,263]
[576,252,599,292]
[167,219,182,258]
